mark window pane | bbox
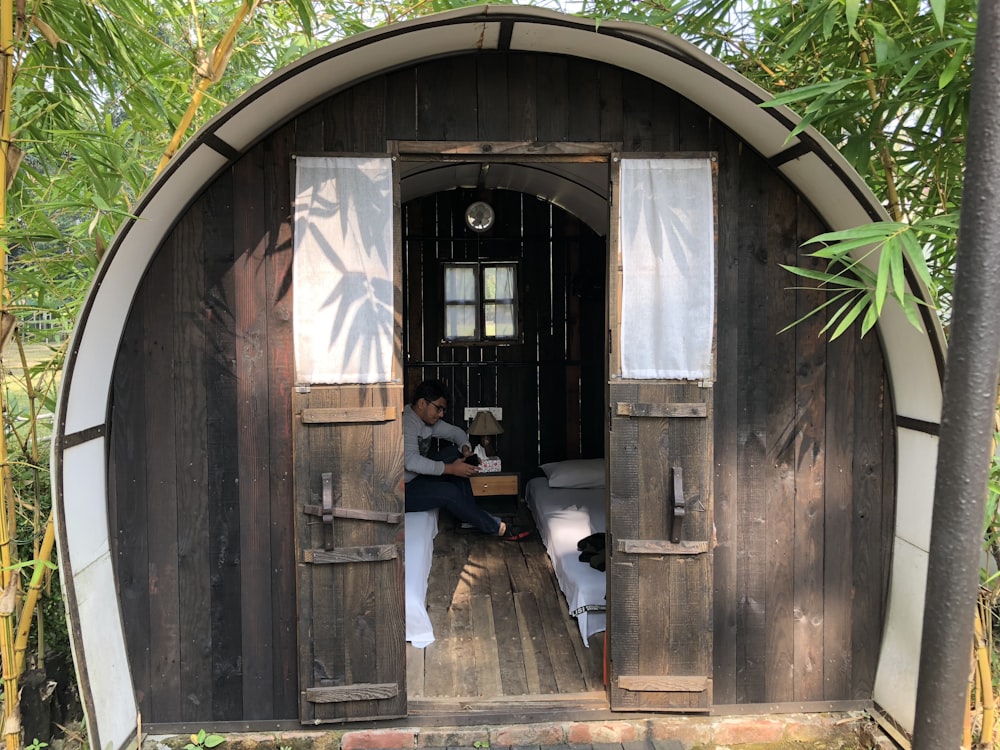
[483,267,496,301]
[484,303,515,338]
[446,304,477,339]
[483,266,515,301]
[445,266,477,303]
[495,266,515,299]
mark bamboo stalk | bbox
[13,515,54,676]
[154,0,259,177]
[0,0,19,742]
[858,48,904,222]
[16,330,46,671]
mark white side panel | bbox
[57,440,136,750]
[64,146,228,434]
[894,429,939,552]
[876,301,943,423]
[74,553,138,750]
[61,440,110,573]
[873,427,939,734]
[873,536,927,734]
[779,155,880,229]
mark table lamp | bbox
[468,410,503,457]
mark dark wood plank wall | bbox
[107,50,895,725]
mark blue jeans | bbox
[405,446,502,535]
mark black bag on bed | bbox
[587,548,606,572]
[577,532,606,570]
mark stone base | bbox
[150,712,896,750]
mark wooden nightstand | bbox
[470,471,520,516]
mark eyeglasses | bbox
[429,400,447,414]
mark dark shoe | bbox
[500,525,534,542]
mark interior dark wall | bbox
[106,50,895,726]
[402,187,606,477]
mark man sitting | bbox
[403,379,530,541]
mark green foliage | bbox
[185,730,225,750]
[778,218,954,339]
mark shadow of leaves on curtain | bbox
[298,160,393,377]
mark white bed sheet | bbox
[404,509,439,648]
[525,477,607,644]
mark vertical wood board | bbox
[234,143,276,717]
[143,240,182,720]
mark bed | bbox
[404,508,439,648]
[525,460,607,645]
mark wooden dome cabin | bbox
[52,6,945,750]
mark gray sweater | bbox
[403,404,471,483]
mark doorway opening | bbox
[399,165,610,713]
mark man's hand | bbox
[443,457,479,478]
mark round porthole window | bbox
[465,201,495,232]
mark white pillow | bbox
[540,459,605,489]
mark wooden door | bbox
[291,155,406,723]
[293,387,406,723]
[606,156,716,711]
[606,384,713,710]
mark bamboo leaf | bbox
[777,289,853,334]
[875,243,892,314]
[900,229,935,290]
[779,264,867,289]
[827,293,871,340]
[845,0,860,30]
[860,299,880,336]
[820,291,855,334]
[286,0,315,38]
[760,78,854,108]
[809,223,907,244]
[805,237,883,259]
[929,0,947,31]
[901,300,924,331]
[939,44,967,90]
[887,235,907,304]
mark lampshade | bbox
[468,410,503,436]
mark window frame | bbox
[441,260,521,344]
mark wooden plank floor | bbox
[407,504,606,713]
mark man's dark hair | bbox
[411,379,451,406]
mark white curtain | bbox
[293,156,394,384]
[619,158,715,380]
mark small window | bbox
[443,262,519,342]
